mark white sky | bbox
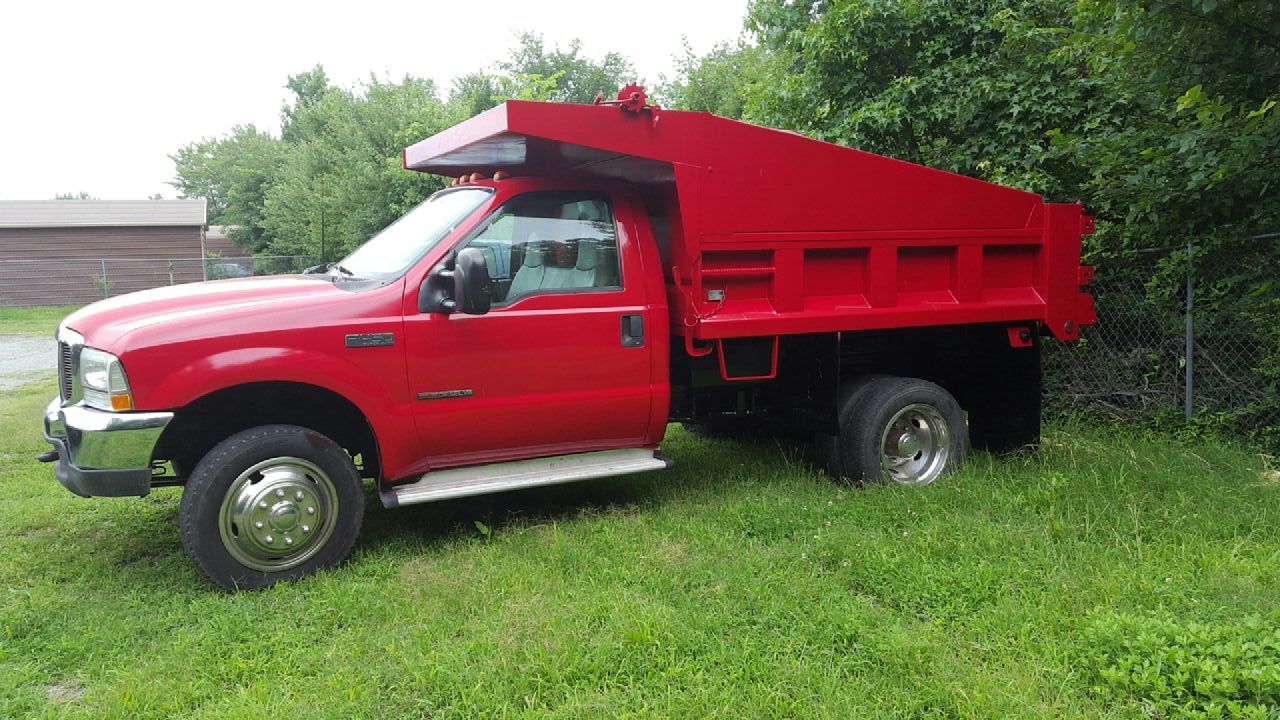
[0,0,749,200]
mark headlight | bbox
[79,347,133,411]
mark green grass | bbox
[2,380,1277,718]
[0,306,80,336]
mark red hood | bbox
[63,275,352,352]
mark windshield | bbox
[330,188,491,280]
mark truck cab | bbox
[398,179,671,473]
[41,87,1095,590]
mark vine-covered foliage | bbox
[1078,611,1280,718]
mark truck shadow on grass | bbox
[355,431,827,556]
[46,431,826,590]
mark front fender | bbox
[130,344,420,479]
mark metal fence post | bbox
[1185,240,1194,423]
[168,260,175,286]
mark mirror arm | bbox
[437,263,456,312]
[418,261,457,314]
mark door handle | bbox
[621,314,644,347]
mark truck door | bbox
[403,189,653,469]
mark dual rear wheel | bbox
[827,376,968,486]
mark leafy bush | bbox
[1079,612,1280,718]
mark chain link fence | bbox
[1044,279,1280,452]
[3,253,1274,451]
[0,256,320,307]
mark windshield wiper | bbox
[304,262,365,281]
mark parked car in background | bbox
[208,262,252,279]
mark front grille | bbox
[58,341,73,402]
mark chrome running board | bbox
[381,448,671,508]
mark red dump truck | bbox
[40,87,1095,589]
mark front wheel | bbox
[179,424,364,591]
[835,377,968,486]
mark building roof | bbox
[0,199,207,228]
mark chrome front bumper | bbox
[42,397,174,497]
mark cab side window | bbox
[465,192,621,305]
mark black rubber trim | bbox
[655,450,675,469]
[42,434,152,498]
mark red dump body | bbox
[405,100,1095,344]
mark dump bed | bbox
[404,97,1095,343]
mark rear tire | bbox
[835,377,967,486]
[816,373,889,478]
[179,424,364,591]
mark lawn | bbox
[1,379,1277,718]
[0,306,80,336]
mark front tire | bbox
[179,424,364,591]
[836,377,968,486]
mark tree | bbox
[260,74,449,258]
[445,72,505,121]
[169,125,287,252]
[743,0,1103,195]
[658,39,771,120]
[1060,0,1280,292]
[53,191,96,200]
[497,34,637,104]
[280,65,332,144]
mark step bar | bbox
[381,448,672,508]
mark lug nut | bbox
[285,537,293,546]
[301,525,310,533]
[265,535,274,544]
[306,506,315,514]
[275,489,285,498]
[258,500,268,509]
[295,491,305,501]
[254,521,263,529]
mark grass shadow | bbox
[357,430,831,554]
[18,427,835,589]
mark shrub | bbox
[1079,611,1280,718]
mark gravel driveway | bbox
[0,334,56,390]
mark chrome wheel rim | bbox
[879,403,952,486]
[218,457,338,572]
